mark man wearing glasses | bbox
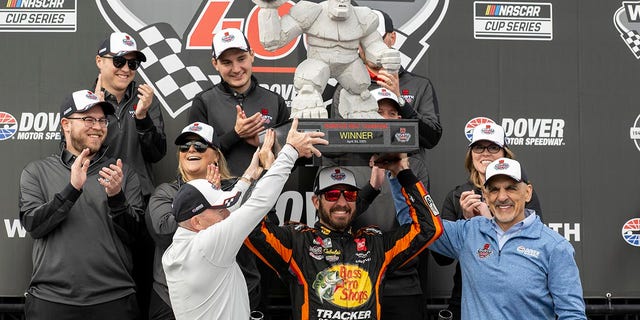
[95,32,167,316]
[19,90,145,319]
[246,160,443,320]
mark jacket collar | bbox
[314,221,353,237]
[479,209,542,240]
[60,144,109,168]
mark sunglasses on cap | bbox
[102,56,141,70]
[178,141,210,153]
[322,189,358,202]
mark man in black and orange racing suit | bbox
[245,155,443,320]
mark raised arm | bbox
[252,0,312,51]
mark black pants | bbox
[381,294,424,320]
[24,293,138,320]
[148,289,175,320]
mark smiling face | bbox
[96,52,138,97]
[313,185,357,232]
[212,48,254,94]
[178,135,219,181]
[61,106,107,157]
[483,175,532,231]
[471,141,505,178]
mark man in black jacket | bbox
[19,90,145,319]
[95,31,167,202]
[94,32,168,317]
[331,11,442,319]
[188,27,290,314]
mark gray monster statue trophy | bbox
[252,0,401,119]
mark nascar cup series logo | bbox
[1,0,76,32]
[614,1,640,59]
[474,1,553,40]
[312,264,372,307]
[95,0,448,118]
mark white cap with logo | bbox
[172,179,241,222]
[174,122,220,149]
[212,28,251,59]
[469,122,505,147]
[484,158,528,186]
[313,167,359,194]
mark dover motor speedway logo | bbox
[622,218,640,247]
[95,0,449,118]
[614,1,640,59]
[631,114,640,151]
[464,117,565,146]
[0,0,77,32]
[0,111,61,141]
[474,1,552,40]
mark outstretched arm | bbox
[253,0,315,51]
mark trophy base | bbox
[261,118,420,166]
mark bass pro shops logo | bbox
[312,264,372,308]
[614,1,640,59]
[95,0,448,118]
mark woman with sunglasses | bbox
[436,122,542,319]
[145,122,275,320]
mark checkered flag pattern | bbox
[136,23,212,114]
[621,30,640,59]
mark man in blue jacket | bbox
[427,158,586,320]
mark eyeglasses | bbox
[66,117,109,128]
[102,56,141,70]
[178,141,209,153]
[471,144,502,154]
[322,189,358,202]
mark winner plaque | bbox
[261,119,420,166]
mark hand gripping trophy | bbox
[252,0,401,119]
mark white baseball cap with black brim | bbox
[60,90,115,118]
[313,166,360,194]
[174,122,221,149]
[97,32,147,62]
[172,179,241,222]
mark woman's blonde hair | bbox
[177,147,233,182]
[464,146,515,189]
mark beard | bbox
[68,131,104,155]
[318,201,354,232]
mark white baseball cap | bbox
[172,179,241,222]
[212,28,251,59]
[97,32,146,62]
[484,158,529,186]
[469,122,505,147]
[174,122,220,149]
[370,87,400,109]
[313,167,359,194]
[60,90,115,118]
